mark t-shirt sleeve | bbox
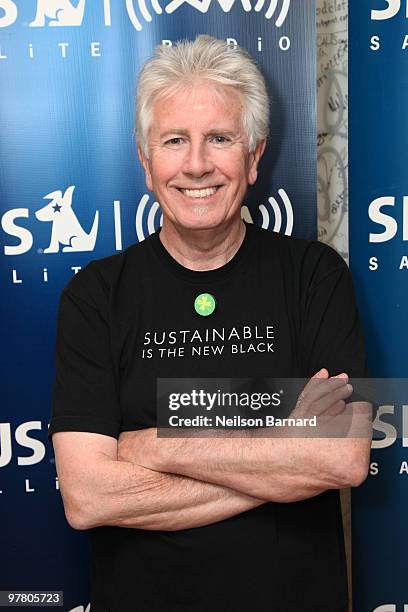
[299,244,369,381]
[48,263,121,441]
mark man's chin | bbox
[168,210,223,232]
[160,202,242,233]
[191,204,210,218]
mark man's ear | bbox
[137,143,153,192]
[248,138,267,186]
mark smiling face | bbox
[138,81,266,232]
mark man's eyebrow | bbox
[160,129,190,138]
[206,129,237,136]
[159,128,237,138]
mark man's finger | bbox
[313,383,353,415]
[300,376,350,404]
[312,368,329,379]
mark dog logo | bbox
[29,0,86,27]
[35,185,99,253]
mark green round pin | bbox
[194,293,216,316]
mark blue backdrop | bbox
[350,1,408,610]
[0,1,316,609]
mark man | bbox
[49,36,371,611]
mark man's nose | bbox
[182,140,214,177]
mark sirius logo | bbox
[372,404,408,449]
[370,1,408,50]
[0,0,290,29]
[1,186,292,256]
[0,421,46,468]
[368,196,408,243]
[29,0,85,27]
[371,0,408,20]
[1,185,99,255]
[368,196,408,271]
[35,186,99,253]
[370,404,408,477]
[0,0,85,27]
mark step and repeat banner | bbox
[350,1,408,611]
[0,1,316,609]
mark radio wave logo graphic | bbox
[135,188,293,242]
[242,188,293,235]
[135,194,163,242]
[126,0,290,31]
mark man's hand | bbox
[292,368,352,416]
[289,368,372,439]
[287,368,352,438]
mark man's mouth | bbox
[177,186,220,199]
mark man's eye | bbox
[165,138,183,145]
[212,136,229,144]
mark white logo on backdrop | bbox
[135,193,162,242]
[35,185,99,253]
[126,0,290,30]
[241,189,293,234]
[371,0,405,20]
[267,188,293,234]
[29,0,86,27]
[68,605,91,612]
[369,1,408,51]
[368,195,408,243]
[134,188,293,241]
[372,605,408,612]
[0,422,46,468]
[1,187,292,255]
[0,0,290,29]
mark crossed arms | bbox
[52,369,372,532]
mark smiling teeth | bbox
[181,187,218,198]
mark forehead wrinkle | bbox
[159,96,242,134]
[149,82,247,148]
[163,80,241,111]
[182,84,241,118]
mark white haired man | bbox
[49,36,371,611]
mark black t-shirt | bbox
[49,221,368,611]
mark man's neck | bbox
[158,218,246,272]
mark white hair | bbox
[135,35,269,156]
